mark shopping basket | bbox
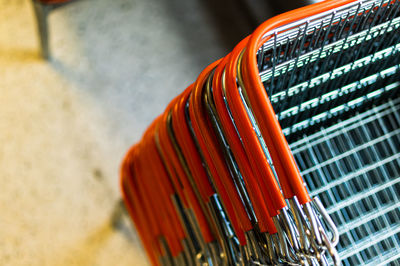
[121,0,400,265]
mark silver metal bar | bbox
[32,1,51,59]
[31,0,75,59]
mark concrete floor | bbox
[0,0,265,265]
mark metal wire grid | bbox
[252,0,400,138]
[289,97,400,266]
[257,0,399,83]
[243,3,400,262]
[234,0,400,264]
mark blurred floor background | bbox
[0,0,306,265]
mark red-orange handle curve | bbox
[133,143,180,257]
[172,86,216,202]
[121,154,160,265]
[242,0,355,204]
[155,99,189,209]
[157,110,216,244]
[224,37,288,210]
[189,60,252,243]
[143,123,188,239]
[131,145,181,258]
[138,134,185,257]
[212,54,277,234]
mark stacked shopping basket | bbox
[121,0,400,265]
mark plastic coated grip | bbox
[212,55,277,234]
[137,133,186,257]
[224,38,288,211]
[189,61,251,245]
[157,111,216,244]
[172,86,216,202]
[121,156,160,265]
[241,0,355,204]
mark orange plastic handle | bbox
[132,142,179,257]
[144,122,189,233]
[129,146,166,247]
[122,181,159,265]
[137,133,186,257]
[177,73,247,246]
[224,37,288,211]
[129,144,184,260]
[189,60,252,245]
[122,145,161,238]
[173,87,235,243]
[155,98,189,209]
[241,0,355,205]
[172,86,216,202]
[212,53,277,234]
[157,108,216,244]
[173,87,243,247]
[121,151,160,265]
[188,95,246,246]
